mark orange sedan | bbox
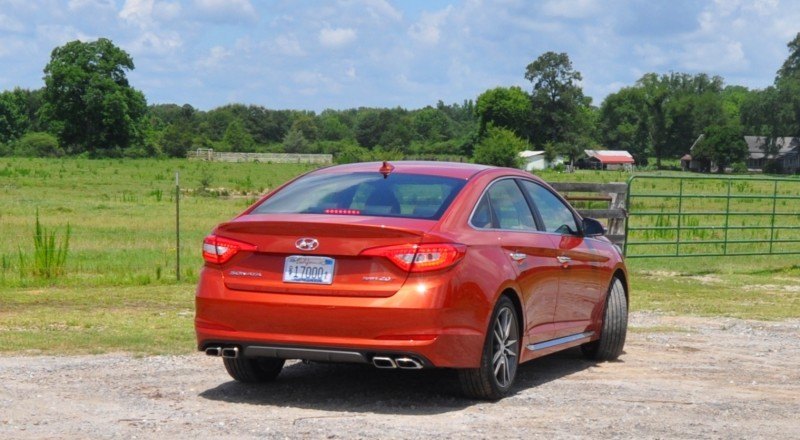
[196,161,628,399]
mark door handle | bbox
[556,256,571,264]
[509,252,527,262]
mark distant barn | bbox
[583,150,635,171]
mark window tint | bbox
[251,172,466,220]
[520,180,579,235]
[471,195,493,229]
[472,179,535,230]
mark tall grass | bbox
[21,210,71,279]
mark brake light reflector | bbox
[324,209,361,215]
[361,243,466,273]
[202,235,257,264]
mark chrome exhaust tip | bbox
[221,347,239,359]
[395,357,423,369]
[205,346,222,357]
[372,356,397,369]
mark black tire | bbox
[582,277,628,361]
[458,296,520,400]
[223,357,285,383]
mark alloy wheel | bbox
[492,307,518,387]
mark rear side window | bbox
[251,172,466,220]
[472,179,536,230]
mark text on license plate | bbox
[283,255,335,285]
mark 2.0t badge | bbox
[295,237,319,251]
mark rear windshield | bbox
[251,172,467,220]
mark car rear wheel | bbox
[582,277,627,361]
[458,296,520,400]
[223,357,285,383]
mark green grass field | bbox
[0,158,797,355]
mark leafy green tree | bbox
[354,108,413,150]
[525,52,584,146]
[473,125,527,167]
[282,127,310,153]
[160,123,195,157]
[40,38,146,155]
[290,114,319,142]
[636,73,670,167]
[411,106,453,142]
[599,87,650,163]
[318,110,352,141]
[777,32,800,81]
[0,89,29,144]
[631,72,725,167]
[475,86,531,138]
[740,86,794,158]
[693,122,748,172]
[223,119,255,152]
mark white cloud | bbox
[68,0,115,11]
[0,14,25,33]
[679,39,747,72]
[36,24,94,45]
[273,34,305,57]
[128,30,182,56]
[408,6,452,44]
[192,0,257,24]
[197,45,232,69]
[120,0,154,24]
[120,0,181,27]
[318,27,357,48]
[354,0,402,22]
[0,37,29,58]
[541,0,601,19]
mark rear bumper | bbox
[195,268,488,368]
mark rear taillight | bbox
[202,235,257,264]
[361,243,466,273]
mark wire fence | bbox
[0,178,203,288]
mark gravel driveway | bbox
[1,312,799,439]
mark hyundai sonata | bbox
[196,161,628,399]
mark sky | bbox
[1,0,799,112]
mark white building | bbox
[518,150,565,171]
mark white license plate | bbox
[283,255,335,285]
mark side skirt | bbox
[526,331,594,352]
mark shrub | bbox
[472,126,526,168]
[731,162,748,174]
[14,132,63,157]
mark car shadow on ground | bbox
[199,347,604,414]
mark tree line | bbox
[1,35,799,172]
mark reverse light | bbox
[361,243,466,273]
[202,235,257,264]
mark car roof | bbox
[312,161,499,180]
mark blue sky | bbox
[1,0,798,111]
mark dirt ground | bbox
[1,312,799,439]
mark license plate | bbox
[283,255,335,285]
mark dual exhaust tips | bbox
[206,346,423,369]
[372,356,423,369]
[205,346,239,359]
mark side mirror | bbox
[582,217,606,237]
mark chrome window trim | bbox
[467,176,539,233]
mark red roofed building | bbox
[584,149,635,170]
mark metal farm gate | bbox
[623,175,800,258]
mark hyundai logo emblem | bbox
[295,238,319,251]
